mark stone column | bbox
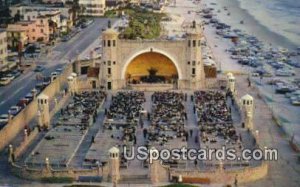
[7,112,13,125]
[37,94,50,129]
[71,72,78,93]
[8,144,14,163]
[31,88,37,100]
[241,94,254,130]
[67,76,74,95]
[45,157,51,171]
[150,160,159,184]
[219,160,224,172]
[54,98,58,109]
[37,110,42,128]
[109,146,120,184]
[228,75,236,94]
[24,129,28,142]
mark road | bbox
[0,18,113,114]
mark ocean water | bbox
[238,0,300,46]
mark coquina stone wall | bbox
[10,162,109,181]
[169,162,268,184]
[0,64,73,151]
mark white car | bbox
[5,74,15,81]
[8,106,22,116]
[275,69,295,77]
[0,77,12,86]
[0,114,9,123]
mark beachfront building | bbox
[0,30,8,72]
[79,0,106,16]
[73,22,209,90]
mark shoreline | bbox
[201,0,299,50]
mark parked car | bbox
[55,68,63,73]
[25,93,34,101]
[11,70,21,78]
[34,65,45,72]
[8,106,22,116]
[61,36,70,42]
[51,71,59,77]
[5,74,15,81]
[0,114,9,129]
[0,77,11,86]
[275,69,295,77]
[0,114,9,123]
[17,98,31,107]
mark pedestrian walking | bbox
[189,129,193,136]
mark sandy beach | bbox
[201,0,300,50]
[164,0,300,186]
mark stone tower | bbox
[37,93,50,129]
[101,28,119,90]
[241,94,254,130]
[108,146,120,184]
[227,73,236,94]
[184,21,206,90]
[67,75,74,94]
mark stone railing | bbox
[14,127,40,159]
[10,162,109,181]
[130,83,175,91]
[170,162,268,184]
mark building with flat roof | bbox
[0,30,8,71]
[79,0,106,16]
[9,4,73,31]
[6,26,28,52]
[7,17,50,50]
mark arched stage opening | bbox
[124,52,179,85]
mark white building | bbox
[79,0,106,16]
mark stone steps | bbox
[119,174,151,184]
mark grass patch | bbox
[104,10,118,18]
[64,185,104,187]
[104,6,165,39]
[162,184,197,187]
[41,176,74,183]
[122,7,164,39]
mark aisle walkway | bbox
[69,94,111,168]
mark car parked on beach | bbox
[275,69,295,77]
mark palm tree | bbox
[48,19,58,40]
[69,0,81,24]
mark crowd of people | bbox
[194,91,232,124]
[146,92,187,146]
[106,91,145,122]
[194,91,239,145]
[58,91,106,127]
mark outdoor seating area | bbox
[194,91,241,159]
[25,91,106,168]
[195,91,232,125]
[105,91,145,124]
[56,91,106,127]
[147,92,186,147]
